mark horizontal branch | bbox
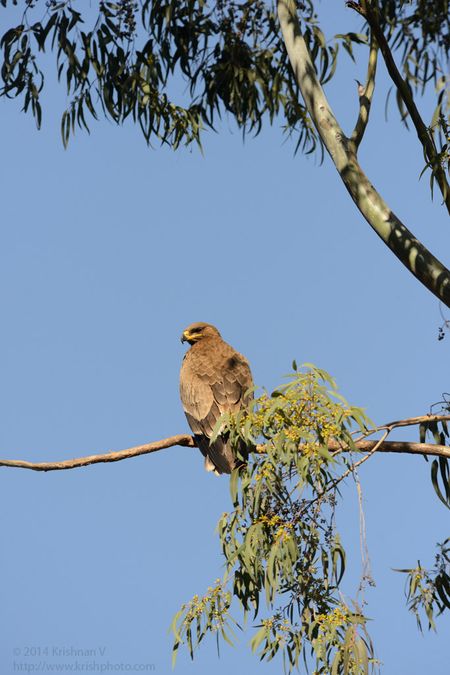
[329,439,450,459]
[0,435,195,472]
[0,421,449,472]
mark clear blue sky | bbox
[0,3,449,674]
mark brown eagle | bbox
[180,322,253,474]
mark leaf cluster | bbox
[395,412,450,632]
[0,0,337,150]
[172,365,378,674]
[379,0,449,94]
[420,415,450,509]
[395,538,450,631]
[2,0,447,161]
[171,579,237,667]
[378,0,449,176]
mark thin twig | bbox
[351,413,450,443]
[382,413,450,430]
[297,432,390,518]
[347,0,450,212]
[355,476,374,601]
[336,431,390,485]
[350,29,378,150]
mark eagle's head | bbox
[181,322,221,345]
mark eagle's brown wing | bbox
[180,336,253,474]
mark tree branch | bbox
[347,0,450,213]
[0,415,449,472]
[350,29,378,150]
[0,435,195,472]
[329,439,450,459]
[382,413,450,430]
[277,0,450,307]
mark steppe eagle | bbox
[180,322,253,474]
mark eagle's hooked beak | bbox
[181,330,190,343]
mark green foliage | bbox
[395,539,450,631]
[396,408,450,631]
[420,415,450,509]
[172,365,378,673]
[377,0,450,190]
[379,0,449,97]
[1,0,448,164]
[0,0,336,150]
[171,579,237,668]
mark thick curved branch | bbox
[347,0,450,213]
[350,29,378,150]
[277,0,450,307]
